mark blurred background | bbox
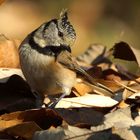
[0,0,140,55]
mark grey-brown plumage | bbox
[19,10,113,107]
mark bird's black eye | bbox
[58,31,64,37]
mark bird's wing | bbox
[56,50,76,70]
[57,51,113,95]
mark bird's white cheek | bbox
[34,36,47,47]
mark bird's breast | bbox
[19,45,76,96]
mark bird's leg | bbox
[47,93,66,108]
[47,82,71,108]
[33,91,44,108]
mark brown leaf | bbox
[0,118,22,130]
[0,36,21,68]
[6,122,42,140]
[74,81,93,96]
[0,109,63,130]
[117,100,129,109]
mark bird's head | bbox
[32,9,76,49]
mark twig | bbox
[113,79,137,93]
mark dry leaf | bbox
[75,77,113,97]
[112,126,140,140]
[33,127,64,140]
[64,125,92,140]
[0,75,35,113]
[74,81,93,96]
[111,42,136,62]
[55,94,118,108]
[128,92,140,99]
[55,108,104,126]
[0,36,21,68]
[0,68,24,83]
[89,129,116,140]
[76,44,111,65]
[91,107,134,132]
[111,41,140,67]
[0,119,22,130]
[6,122,42,140]
[0,109,63,130]
[117,100,129,108]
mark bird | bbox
[19,10,113,108]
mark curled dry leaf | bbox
[76,43,111,66]
[110,41,140,67]
[55,94,118,108]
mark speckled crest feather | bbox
[60,9,68,20]
[58,9,76,42]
